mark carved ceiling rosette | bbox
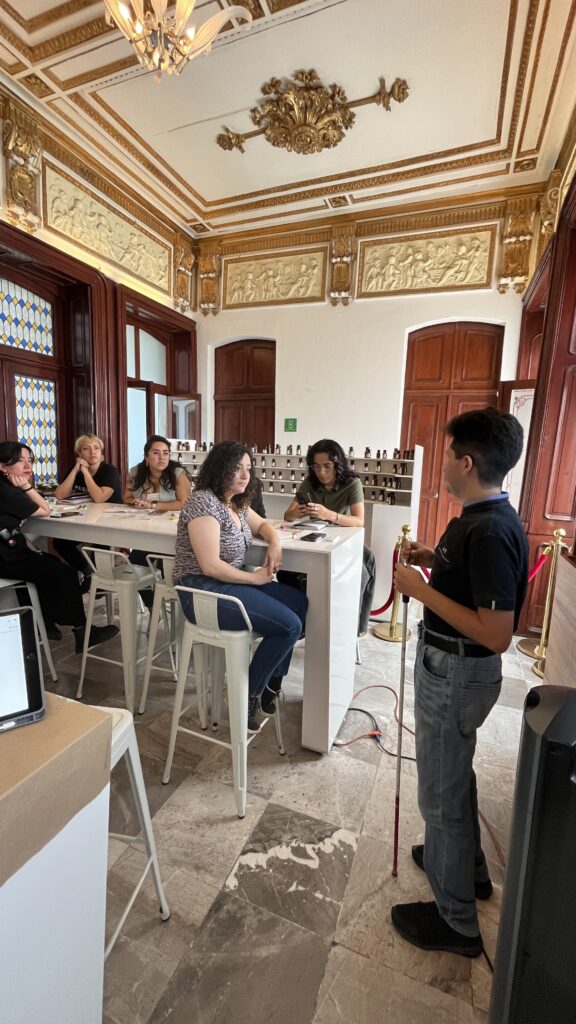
[251,70,355,155]
[217,70,409,155]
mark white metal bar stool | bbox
[163,586,285,818]
[77,548,156,713]
[0,577,58,681]
[95,706,170,958]
[138,555,180,715]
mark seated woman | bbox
[0,441,118,651]
[174,441,308,733]
[53,433,122,587]
[124,435,191,606]
[283,438,376,635]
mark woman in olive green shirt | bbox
[284,438,375,634]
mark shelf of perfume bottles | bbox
[168,441,415,506]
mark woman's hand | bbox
[75,457,90,474]
[264,540,283,574]
[250,566,275,586]
[403,541,434,567]
[10,474,32,489]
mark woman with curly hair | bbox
[283,438,376,635]
[174,440,308,734]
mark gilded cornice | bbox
[52,58,138,93]
[0,16,112,63]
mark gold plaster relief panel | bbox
[357,227,497,298]
[223,248,327,309]
[43,162,171,294]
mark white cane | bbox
[392,589,410,877]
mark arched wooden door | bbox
[214,339,275,448]
[401,322,503,548]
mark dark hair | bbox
[131,435,181,494]
[195,440,256,509]
[0,441,33,473]
[306,439,358,489]
[445,407,524,486]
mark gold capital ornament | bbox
[2,99,42,233]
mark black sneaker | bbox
[45,621,62,641]
[79,575,92,595]
[247,697,262,734]
[411,845,493,900]
[391,901,483,958]
[260,676,282,716]
[74,623,119,654]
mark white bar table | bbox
[25,507,363,753]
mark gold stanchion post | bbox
[516,540,552,660]
[373,523,413,643]
[532,529,567,678]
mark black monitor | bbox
[0,607,45,732]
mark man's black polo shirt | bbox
[424,495,528,640]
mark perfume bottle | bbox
[292,484,297,494]
[376,449,381,460]
[287,445,293,456]
[378,491,384,502]
[348,446,354,458]
[364,462,369,472]
[275,444,281,455]
[271,471,276,480]
[290,471,295,480]
[296,445,302,456]
[382,449,387,460]
[261,456,266,466]
[286,458,291,467]
[271,458,276,468]
[364,447,371,459]
[268,483,274,492]
[392,463,398,475]
[370,490,376,501]
[298,458,303,468]
[376,461,381,472]
[390,492,396,505]
[280,483,285,493]
[278,471,283,480]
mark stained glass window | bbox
[14,375,58,486]
[0,278,54,356]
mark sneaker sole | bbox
[394,928,483,958]
[411,845,492,901]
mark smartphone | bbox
[295,490,312,504]
[299,532,325,543]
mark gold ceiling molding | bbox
[514,158,538,172]
[0,16,112,64]
[497,194,538,293]
[173,234,195,313]
[217,69,409,155]
[21,75,54,100]
[51,57,138,93]
[517,0,576,158]
[0,1,95,33]
[220,228,332,257]
[87,93,204,210]
[329,225,357,307]
[358,227,497,298]
[208,151,514,219]
[43,161,172,294]
[2,97,42,232]
[267,0,311,11]
[223,247,327,309]
[43,101,187,225]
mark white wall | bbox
[197,286,523,447]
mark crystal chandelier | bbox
[104,1,252,81]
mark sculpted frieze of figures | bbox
[223,249,326,308]
[358,228,495,297]
[44,164,171,293]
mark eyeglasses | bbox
[312,462,333,472]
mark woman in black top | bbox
[0,441,117,652]
[53,433,122,586]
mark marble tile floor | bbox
[43,603,542,1024]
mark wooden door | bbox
[214,340,275,448]
[401,322,503,548]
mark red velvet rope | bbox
[370,547,399,617]
[370,545,548,621]
[528,551,549,583]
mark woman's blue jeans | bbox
[414,630,502,936]
[178,573,308,699]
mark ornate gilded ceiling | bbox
[0,0,575,239]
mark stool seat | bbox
[95,705,170,958]
[78,548,156,713]
[163,586,285,818]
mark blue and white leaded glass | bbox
[0,278,54,356]
[14,375,58,486]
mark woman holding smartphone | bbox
[283,438,375,635]
[175,441,308,733]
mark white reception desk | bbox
[25,507,363,754]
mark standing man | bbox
[391,407,528,957]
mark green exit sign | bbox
[284,418,297,432]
